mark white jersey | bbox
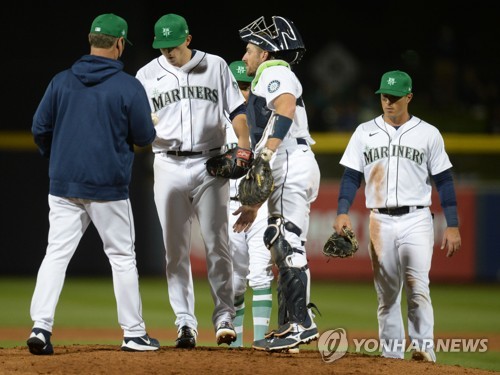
[136,50,245,153]
[340,115,452,208]
[251,64,315,153]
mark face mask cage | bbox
[239,16,306,65]
[239,16,280,52]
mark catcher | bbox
[233,16,321,353]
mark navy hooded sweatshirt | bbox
[32,55,156,201]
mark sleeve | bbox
[432,168,459,227]
[339,128,364,173]
[337,167,363,214]
[427,128,453,175]
[222,61,246,114]
[31,80,55,158]
[128,82,156,147]
[260,67,301,110]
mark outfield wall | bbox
[189,182,490,283]
[1,150,499,282]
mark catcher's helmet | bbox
[239,16,306,65]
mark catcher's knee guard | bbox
[264,217,302,266]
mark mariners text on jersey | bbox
[152,86,219,112]
[364,145,424,166]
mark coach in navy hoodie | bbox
[28,13,160,356]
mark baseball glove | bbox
[238,155,275,206]
[323,227,359,258]
[206,147,253,179]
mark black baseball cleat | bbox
[121,334,160,351]
[27,328,54,355]
[216,321,237,346]
[252,322,318,352]
[175,326,197,348]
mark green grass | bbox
[1,277,498,371]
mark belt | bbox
[163,147,220,157]
[230,197,239,201]
[372,206,424,216]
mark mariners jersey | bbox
[340,115,452,208]
[251,63,314,152]
[136,50,245,153]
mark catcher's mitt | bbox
[323,227,359,258]
[206,147,253,179]
[238,154,274,206]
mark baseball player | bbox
[233,16,321,352]
[135,14,251,348]
[333,70,462,362]
[28,13,159,355]
[225,61,274,348]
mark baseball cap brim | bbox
[152,37,186,49]
[375,88,407,96]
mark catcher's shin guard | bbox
[278,265,310,325]
[277,275,288,326]
[264,217,310,326]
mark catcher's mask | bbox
[239,16,306,65]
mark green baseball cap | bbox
[90,13,132,45]
[229,60,252,83]
[375,70,412,96]
[153,14,189,49]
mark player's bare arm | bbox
[232,114,251,150]
[273,92,296,120]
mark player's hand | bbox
[334,214,352,235]
[441,227,461,257]
[232,204,261,233]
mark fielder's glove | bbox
[206,146,253,179]
[238,147,275,206]
[323,227,359,258]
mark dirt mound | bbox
[1,345,497,375]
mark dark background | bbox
[3,1,500,133]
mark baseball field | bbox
[0,277,498,374]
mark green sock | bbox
[252,287,272,341]
[231,294,245,347]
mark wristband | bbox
[270,114,293,140]
[260,147,275,162]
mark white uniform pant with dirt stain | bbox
[368,207,435,359]
[153,152,235,331]
[30,194,147,337]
